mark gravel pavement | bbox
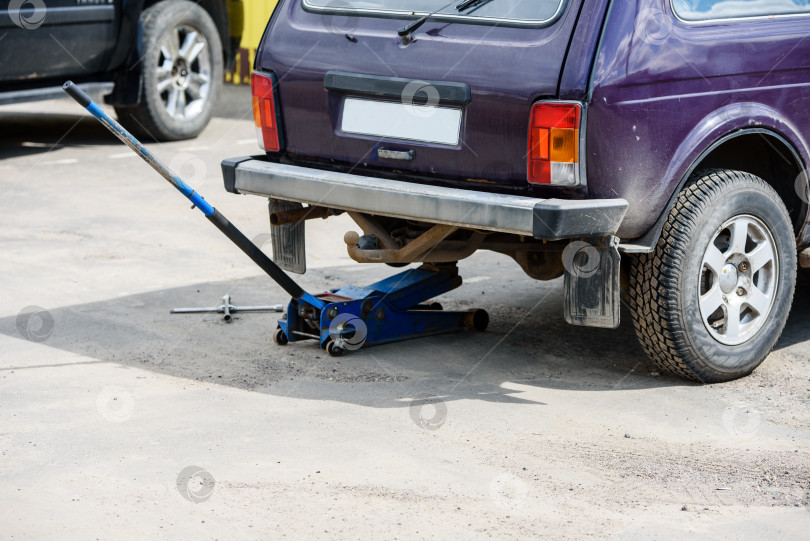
[1,94,809,539]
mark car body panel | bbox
[587,0,810,239]
[557,0,611,101]
[246,0,810,245]
[256,0,610,191]
[0,0,118,83]
[0,0,240,104]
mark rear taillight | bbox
[252,72,281,152]
[528,103,581,186]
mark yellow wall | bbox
[225,0,279,85]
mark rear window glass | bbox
[672,0,810,21]
[303,0,566,26]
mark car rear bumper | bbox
[221,156,628,241]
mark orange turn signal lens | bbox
[549,128,578,163]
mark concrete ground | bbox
[1,89,809,540]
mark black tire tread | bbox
[627,169,793,383]
[115,0,221,141]
[114,2,168,139]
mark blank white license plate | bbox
[340,97,462,146]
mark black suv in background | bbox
[0,0,242,140]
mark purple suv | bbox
[221,0,810,382]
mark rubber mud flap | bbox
[563,236,621,329]
[269,199,306,274]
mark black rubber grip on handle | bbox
[206,209,305,300]
[63,81,92,107]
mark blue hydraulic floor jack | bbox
[277,263,488,356]
[63,82,488,357]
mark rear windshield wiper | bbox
[398,1,456,43]
[456,0,495,11]
[398,0,496,44]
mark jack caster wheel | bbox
[326,340,345,358]
[464,309,489,332]
[273,327,288,346]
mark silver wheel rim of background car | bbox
[156,24,211,120]
[698,214,778,346]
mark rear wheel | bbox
[628,169,796,382]
[115,0,222,141]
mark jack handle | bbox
[62,81,323,308]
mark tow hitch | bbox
[63,81,488,357]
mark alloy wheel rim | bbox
[698,214,778,346]
[156,24,211,120]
